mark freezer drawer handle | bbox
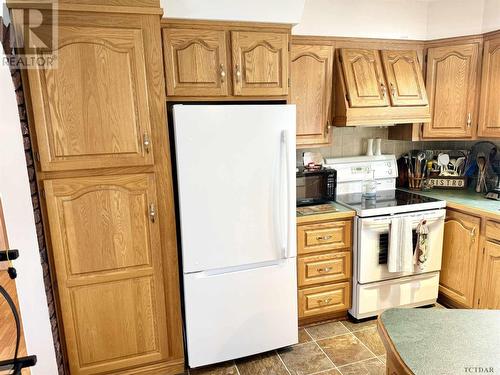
[317,267,333,273]
[316,235,332,241]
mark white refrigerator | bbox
[172,104,298,368]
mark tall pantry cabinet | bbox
[8,1,184,374]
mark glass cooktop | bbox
[336,189,446,217]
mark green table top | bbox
[402,188,500,217]
[381,308,500,375]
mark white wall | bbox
[0,46,58,374]
[483,0,500,32]
[161,0,305,23]
[426,0,485,39]
[292,0,429,39]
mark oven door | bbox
[356,209,445,284]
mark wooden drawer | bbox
[297,221,351,255]
[298,282,351,318]
[298,251,351,287]
[486,220,500,242]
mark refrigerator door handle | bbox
[281,129,290,259]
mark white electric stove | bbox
[324,155,446,319]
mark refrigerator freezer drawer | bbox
[184,258,298,368]
[352,272,439,319]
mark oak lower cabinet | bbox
[162,21,290,98]
[438,209,480,308]
[291,43,334,147]
[476,221,500,309]
[44,174,175,375]
[423,43,480,139]
[297,218,352,324]
[438,208,500,310]
[478,33,500,137]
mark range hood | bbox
[333,48,431,126]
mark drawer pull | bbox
[316,235,332,241]
[317,298,332,305]
[317,267,333,273]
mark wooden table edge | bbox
[377,316,415,375]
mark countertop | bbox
[402,188,500,220]
[296,202,355,224]
[379,308,500,374]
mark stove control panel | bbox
[325,155,398,184]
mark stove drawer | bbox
[298,221,351,255]
[298,282,350,318]
[298,251,351,287]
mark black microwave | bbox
[296,168,336,207]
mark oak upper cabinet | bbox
[231,31,289,96]
[423,43,479,139]
[478,241,500,309]
[439,209,480,308]
[380,50,428,106]
[291,44,334,146]
[44,174,172,375]
[478,35,500,137]
[162,28,229,96]
[27,21,155,171]
[339,48,390,108]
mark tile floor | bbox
[186,318,384,375]
[186,304,444,375]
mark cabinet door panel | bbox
[439,210,480,307]
[28,25,154,171]
[291,44,333,146]
[231,31,288,96]
[479,241,500,309]
[478,37,500,138]
[163,28,229,96]
[381,50,428,106]
[423,44,479,138]
[44,174,169,375]
[340,49,389,108]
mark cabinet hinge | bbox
[345,93,350,102]
[34,150,40,162]
[40,189,45,199]
[477,298,481,306]
[424,54,428,64]
[339,54,343,63]
[288,77,290,87]
[288,41,291,51]
[483,247,486,255]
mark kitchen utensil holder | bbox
[408,176,424,190]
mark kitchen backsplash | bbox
[297,126,500,164]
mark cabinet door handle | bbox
[470,226,476,243]
[220,63,226,83]
[316,235,332,241]
[143,132,151,154]
[149,203,156,223]
[380,82,387,98]
[317,267,333,273]
[390,82,396,97]
[235,64,241,82]
[467,112,472,128]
